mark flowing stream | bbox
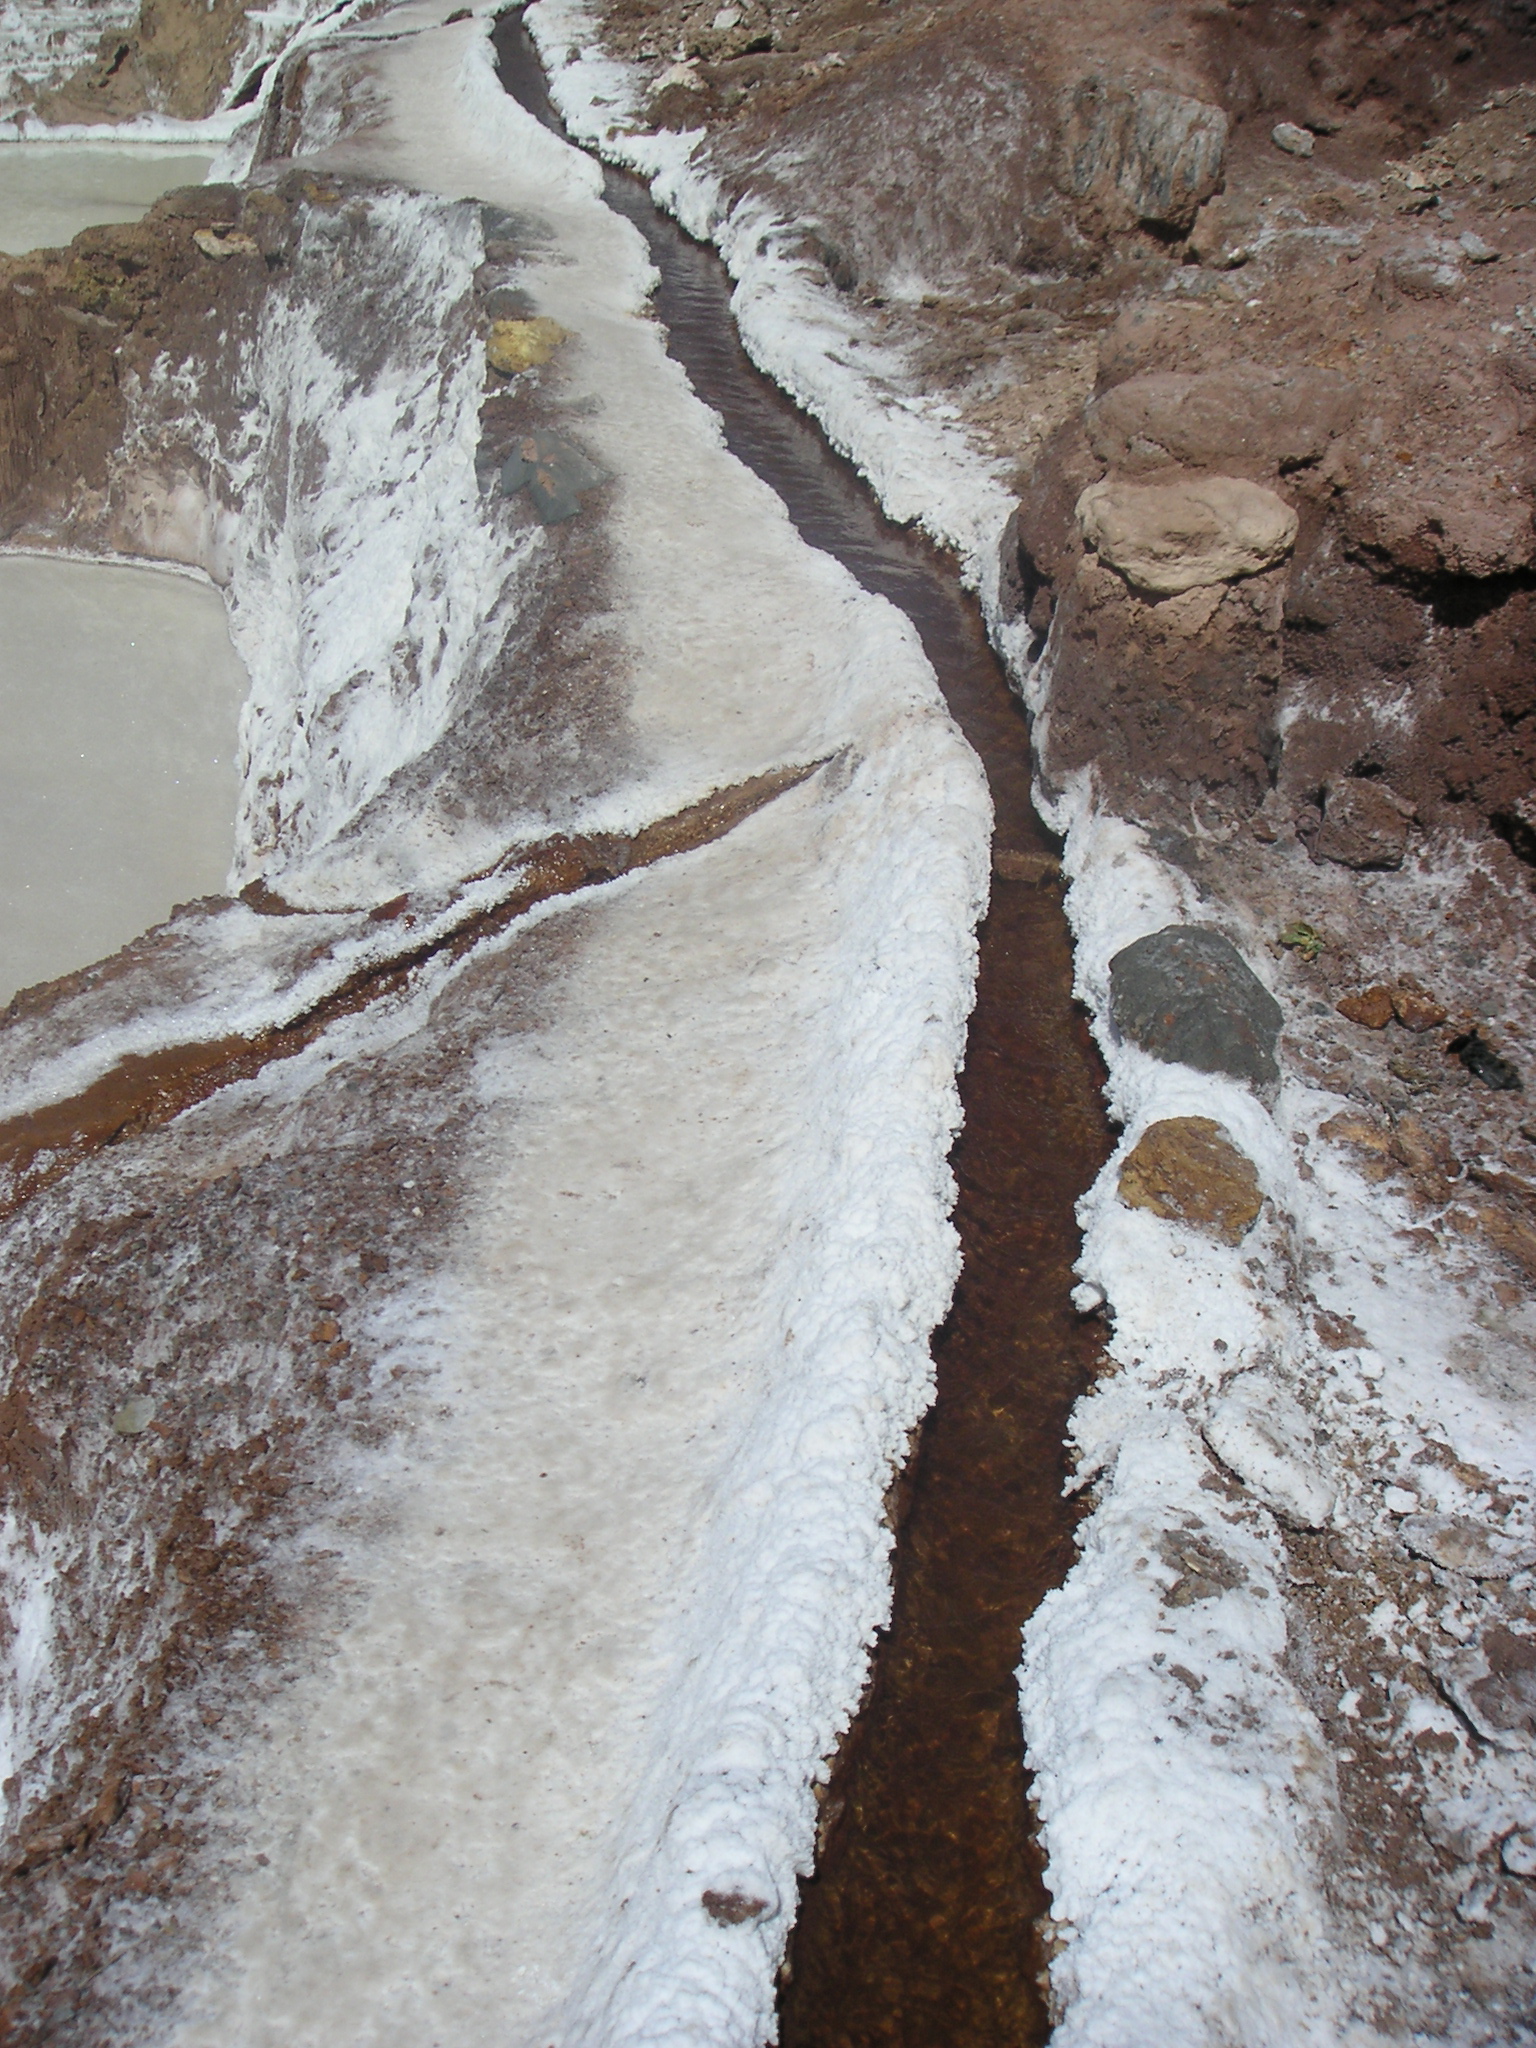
[495,18,1114,2044]
[0,145,213,254]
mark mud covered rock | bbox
[1117,1115,1263,1244]
[1108,925,1282,1088]
[1343,466,1536,581]
[1085,365,1356,480]
[1401,1513,1531,1579]
[1338,985,1397,1029]
[1335,983,1447,1036]
[1441,1627,1536,1747]
[1077,476,1297,597]
[1060,77,1227,232]
[1158,1525,1247,1604]
[1313,777,1414,870]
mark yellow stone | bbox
[1118,1116,1263,1245]
[486,317,569,375]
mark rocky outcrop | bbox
[32,0,326,123]
[0,183,290,552]
[1059,77,1228,233]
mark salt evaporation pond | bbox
[0,145,214,255]
[0,556,248,1005]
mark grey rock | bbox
[112,1397,157,1436]
[1063,78,1228,232]
[501,431,608,525]
[1109,925,1283,1088]
[1272,121,1315,158]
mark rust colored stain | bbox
[494,15,1113,2042]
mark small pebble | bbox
[112,1398,158,1436]
[1460,232,1500,263]
[1272,122,1315,158]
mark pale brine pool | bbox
[0,144,213,254]
[0,555,247,1005]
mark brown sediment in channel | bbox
[0,761,819,1224]
[494,15,1113,2041]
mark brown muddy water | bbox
[495,17,1114,2041]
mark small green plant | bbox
[1278,920,1324,962]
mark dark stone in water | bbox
[1109,925,1282,1089]
[1452,1029,1523,1091]
[501,431,607,524]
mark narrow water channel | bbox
[494,20,1113,2040]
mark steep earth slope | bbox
[2,0,362,124]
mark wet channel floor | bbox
[494,17,1114,2041]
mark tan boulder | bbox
[1076,476,1298,596]
[1118,1117,1264,1244]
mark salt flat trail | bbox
[167,9,988,2044]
